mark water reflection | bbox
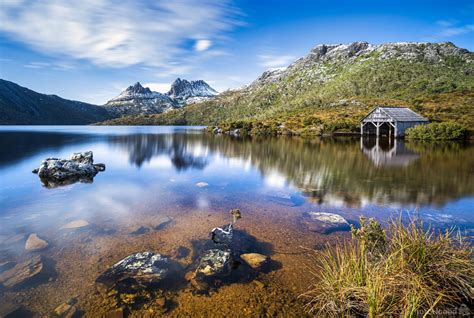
[1,127,473,210]
[361,137,420,167]
[108,134,208,170]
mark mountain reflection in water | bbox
[108,133,208,170]
[0,126,473,210]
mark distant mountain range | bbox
[104,41,473,134]
[0,79,111,125]
[2,41,473,129]
[0,78,218,124]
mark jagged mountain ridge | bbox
[105,41,473,131]
[103,79,218,116]
[0,79,112,125]
[104,82,176,116]
[251,41,472,89]
[167,78,218,103]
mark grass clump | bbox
[405,122,467,140]
[300,216,474,317]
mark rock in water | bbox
[33,151,105,187]
[240,253,269,270]
[96,252,169,289]
[128,226,150,236]
[303,212,350,234]
[195,181,209,187]
[195,249,232,277]
[61,219,90,230]
[210,224,233,245]
[152,216,172,231]
[0,255,44,288]
[25,233,49,251]
[54,302,77,318]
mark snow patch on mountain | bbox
[104,80,218,116]
[167,78,218,104]
[104,82,176,116]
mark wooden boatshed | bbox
[360,107,428,137]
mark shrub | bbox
[405,122,467,140]
[300,216,474,317]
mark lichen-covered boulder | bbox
[195,249,232,277]
[96,252,169,290]
[33,151,105,187]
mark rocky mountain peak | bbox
[125,82,152,95]
[167,78,218,99]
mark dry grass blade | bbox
[300,216,474,317]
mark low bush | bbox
[405,122,467,140]
[300,216,474,317]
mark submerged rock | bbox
[25,233,49,251]
[96,252,169,290]
[240,253,269,270]
[195,249,232,277]
[33,151,105,188]
[54,302,77,318]
[303,212,350,234]
[152,215,172,231]
[61,219,91,230]
[0,255,44,288]
[128,226,150,236]
[196,181,209,188]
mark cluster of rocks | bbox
[32,151,105,188]
[211,127,241,137]
[187,208,269,294]
[0,219,95,298]
[92,208,270,313]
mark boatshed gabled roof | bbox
[362,107,428,122]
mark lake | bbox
[0,126,473,316]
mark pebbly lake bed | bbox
[0,126,473,317]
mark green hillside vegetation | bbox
[406,122,468,140]
[100,43,474,136]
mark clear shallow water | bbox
[0,126,473,316]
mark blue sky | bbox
[0,0,473,104]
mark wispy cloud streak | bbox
[0,0,239,67]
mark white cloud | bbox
[433,19,474,38]
[258,54,295,68]
[439,24,474,37]
[23,60,76,71]
[0,0,238,68]
[143,82,171,93]
[194,39,212,51]
[24,62,51,69]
